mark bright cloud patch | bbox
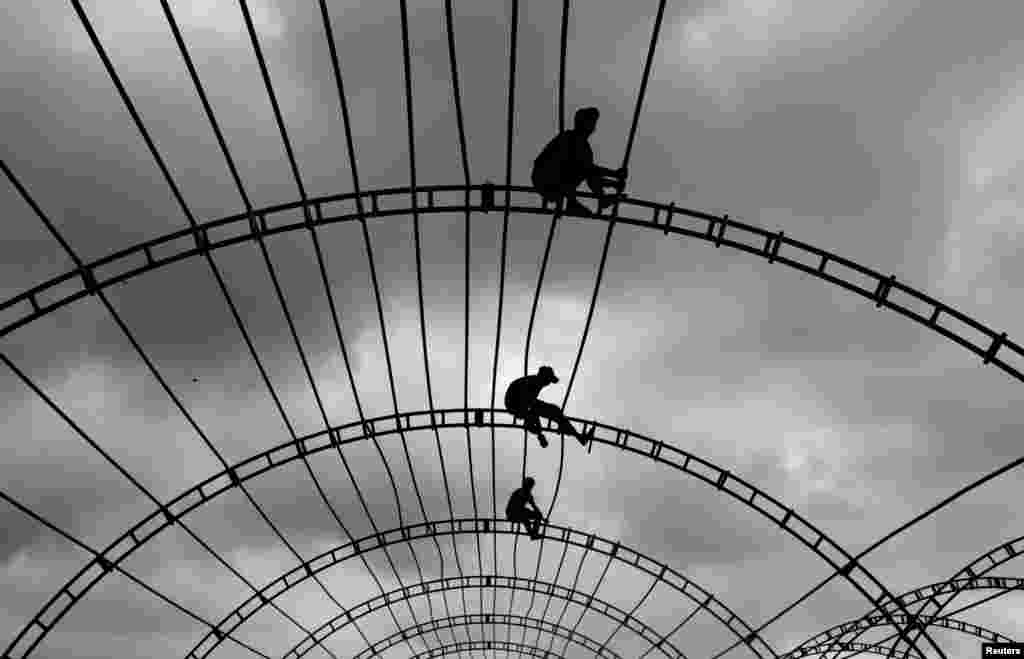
[672,0,878,100]
[941,83,1024,295]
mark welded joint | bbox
[481,182,496,211]
[874,274,895,307]
[715,215,728,247]
[247,213,266,235]
[194,227,210,253]
[984,332,1007,364]
[767,230,785,263]
[80,267,98,295]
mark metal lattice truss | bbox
[2,1,1022,659]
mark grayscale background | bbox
[2,1,1023,657]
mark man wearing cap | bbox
[504,365,592,448]
[532,106,628,216]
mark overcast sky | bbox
[2,1,1024,658]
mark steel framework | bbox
[3,0,1022,658]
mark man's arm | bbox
[576,139,626,180]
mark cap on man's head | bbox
[574,107,600,127]
[523,476,536,488]
[538,365,559,383]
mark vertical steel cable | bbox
[529,537,571,649]
[542,536,594,657]
[556,550,615,658]
[487,0,521,649]
[596,571,659,655]
[0,490,273,659]
[315,0,462,649]
[544,0,667,522]
[441,0,488,644]
[2,162,363,654]
[165,0,425,648]
[515,3,572,650]
[0,343,334,659]
[242,0,459,647]
[398,1,470,639]
[22,4,381,651]
[635,603,704,659]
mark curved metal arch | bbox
[890,536,1024,658]
[796,535,1024,658]
[184,519,758,659]
[786,576,1024,656]
[2,184,1021,388]
[279,574,684,659]
[785,641,910,659]
[348,612,621,659]
[784,613,1013,658]
[411,639,564,659]
[10,408,944,659]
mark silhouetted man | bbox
[532,107,628,216]
[504,366,591,448]
[506,476,545,540]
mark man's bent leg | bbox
[520,412,547,448]
[532,401,580,437]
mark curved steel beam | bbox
[348,613,619,659]
[1,185,1020,390]
[797,536,1024,658]
[786,642,909,659]
[184,521,749,659]
[8,408,937,659]
[787,576,1024,656]
[410,639,564,659]
[890,536,1024,658]
[278,575,684,659]
[786,613,1013,658]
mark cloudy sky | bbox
[2,1,1024,658]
